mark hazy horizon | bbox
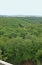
[0,0,42,16]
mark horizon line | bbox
[0,15,42,17]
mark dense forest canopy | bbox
[0,17,42,65]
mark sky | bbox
[0,0,42,16]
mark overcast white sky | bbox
[0,0,42,16]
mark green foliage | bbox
[0,31,4,36]
[0,17,42,65]
[0,49,2,59]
